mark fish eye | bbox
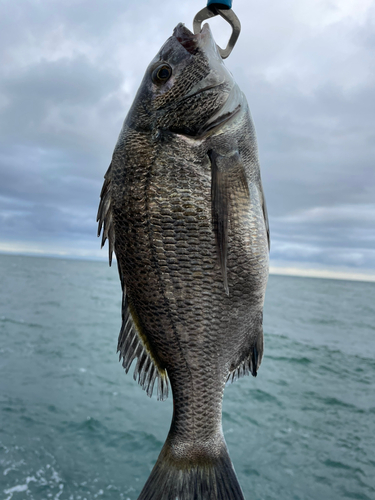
[152,64,172,84]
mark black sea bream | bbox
[98,22,269,500]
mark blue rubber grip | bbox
[207,0,232,9]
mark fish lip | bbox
[173,23,195,39]
[173,23,200,54]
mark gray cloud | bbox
[0,0,374,270]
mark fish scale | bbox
[98,22,269,499]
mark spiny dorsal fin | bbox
[97,163,115,266]
[209,149,249,296]
[117,261,169,401]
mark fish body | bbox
[98,23,269,500]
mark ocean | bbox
[0,253,374,500]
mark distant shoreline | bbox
[269,266,375,283]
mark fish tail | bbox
[137,436,245,500]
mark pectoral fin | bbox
[259,180,270,251]
[209,149,249,295]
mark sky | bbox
[0,0,374,278]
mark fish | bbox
[97,22,269,500]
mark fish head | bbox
[126,23,243,137]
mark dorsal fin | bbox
[97,166,169,400]
[116,268,169,400]
[97,164,115,266]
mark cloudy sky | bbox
[0,0,374,276]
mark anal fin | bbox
[227,318,264,382]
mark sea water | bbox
[0,253,374,500]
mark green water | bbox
[0,254,374,499]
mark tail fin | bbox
[137,438,245,500]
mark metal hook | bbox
[193,5,241,59]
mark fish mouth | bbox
[173,23,201,54]
[173,23,214,55]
